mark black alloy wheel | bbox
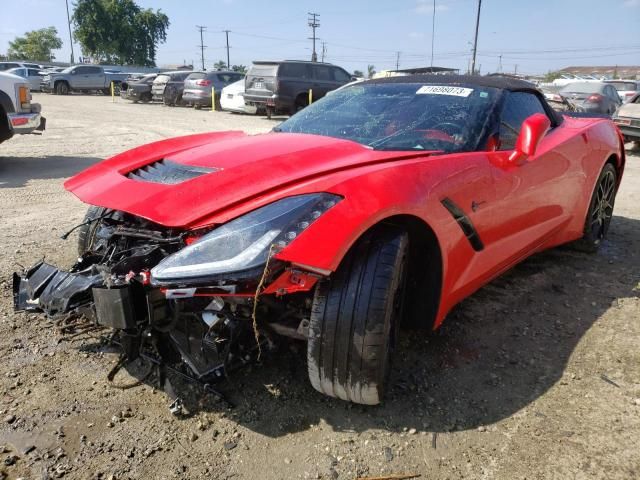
[576,163,618,253]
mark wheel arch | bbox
[335,214,443,331]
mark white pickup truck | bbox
[0,71,45,144]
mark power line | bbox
[224,30,231,67]
[308,12,320,62]
[196,25,207,70]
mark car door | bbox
[311,65,335,100]
[70,66,89,88]
[86,66,105,88]
[604,85,621,113]
[27,69,42,91]
[486,91,582,271]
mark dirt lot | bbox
[0,94,639,480]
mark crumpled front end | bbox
[13,199,331,386]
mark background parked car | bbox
[0,61,42,71]
[244,60,352,117]
[604,80,640,104]
[559,82,621,115]
[183,71,245,110]
[151,71,191,103]
[220,78,257,114]
[539,86,576,112]
[40,65,128,95]
[612,92,640,144]
[0,71,45,144]
[6,67,43,91]
[120,73,157,103]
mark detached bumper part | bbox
[13,262,101,315]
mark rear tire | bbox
[77,206,107,256]
[574,163,617,253]
[307,227,409,405]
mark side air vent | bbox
[126,159,216,185]
[441,197,484,252]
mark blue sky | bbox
[2,0,639,74]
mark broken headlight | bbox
[150,193,341,284]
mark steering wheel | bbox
[430,121,466,137]
[412,121,464,144]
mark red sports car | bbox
[14,75,625,405]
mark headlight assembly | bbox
[150,193,341,284]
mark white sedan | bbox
[6,67,43,91]
[220,79,257,114]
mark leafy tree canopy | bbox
[352,69,363,78]
[213,60,227,70]
[8,27,62,61]
[73,0,169,66]
[231,64,246,73]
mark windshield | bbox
[276,82,499,152]
[607,81,636,91]
[61,67,75,74]
[560,82,601,94]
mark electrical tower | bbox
[321,42,327,62]
[308,12,320,62]
[224,30,231,68]
[196,25,207,70]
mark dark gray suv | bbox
[244,60,352,117]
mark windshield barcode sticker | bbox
[416,85,474,97]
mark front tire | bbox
[77,206,107,256]
[307,228,409,405]
[575,163,618,253]
[56,82,69,95]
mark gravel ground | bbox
[0,93,639,480]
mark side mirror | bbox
[509,113,551,165]
[70,70,77,75]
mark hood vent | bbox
[126,159,217,185]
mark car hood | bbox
[65,131,438,228]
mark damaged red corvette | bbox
[14,76,625,405]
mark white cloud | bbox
[415,0,449,14]
[623,0,639,6]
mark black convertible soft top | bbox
[366,74,539,93]
[366,74,564,126]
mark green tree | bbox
[367,64,376,79]
[352,69,364,78]
[543,70,564,82]
[231,64,247,73]
[8,27,63,61]
[213,60,227,70]
[73,0,169,66]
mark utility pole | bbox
[196,25,207,70]
[224,30,231,68]
[470,0,482,75]
[430,0,436,67]
[514,64,518,75]
[308,12,320,62]
[321,42,327,62]
[395,51,401,71]
[65,0,75,64]
[498,54,502,73]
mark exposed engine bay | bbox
[13,203,328,396]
